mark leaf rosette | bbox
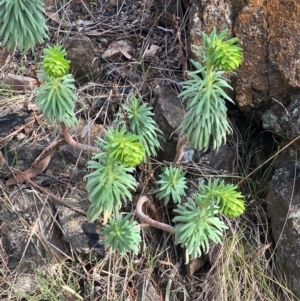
[100,213,141,255]
[173,194,228,262]
[198,180,245,218]
[118,95,162,158]
[203,27,243,72]
[179,60,233,151]
[153,166,187,204]
[104,127,145,167]
[84,152,136,222]
[43,45,70,78]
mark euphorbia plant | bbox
[37,45,78,128]
[174,26,243,163]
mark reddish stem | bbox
[136,196,175,234]
[61,122,99,153]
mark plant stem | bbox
[61,122,99,153]
[136,196,176,234]
[172,135,188,166]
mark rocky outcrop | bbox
[189,0,300,139]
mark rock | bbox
[267,161,300,298]
[55,192,104,256]
[188,0,300,139]
[11,273,39,295]
[153,85,186,162]
[0,113,31,137]
[66,35,101,84]
[261,94,300,142]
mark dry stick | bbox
[172,15,188,78]
[32,138,66,168]
[80,0,97,22]
[136,196,175,234]
[172,135,188,166]
[60,122,99,153]
[0,47,10,69]
[24,175,87,216]
[0,115,43,146]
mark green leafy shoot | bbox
[84,152,136,222]
[204,27,243,72]
[173,194,227,263]
[100,213,141,255]
[36,73,78,128]
[43,45,70,78]
[103,127,145,167]
[153,166,187,205]
[0,0,48,52]
[179,60,233,151]
[119,94,162,157]
[179,26,243,152]
[198,180,245,218]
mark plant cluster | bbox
[1,7,245,262]
[34,31,245,259]
[84,96,162,251]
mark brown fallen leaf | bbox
[45,10,70,27]
[250,243,272,263]
[6,155,51,186]
[102,40,134,61]
[144,44,160,57]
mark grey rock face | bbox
[267,161,300,299]
[55,192,104,256]
[153,85,186,163]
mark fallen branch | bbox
[26,176,87,215]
